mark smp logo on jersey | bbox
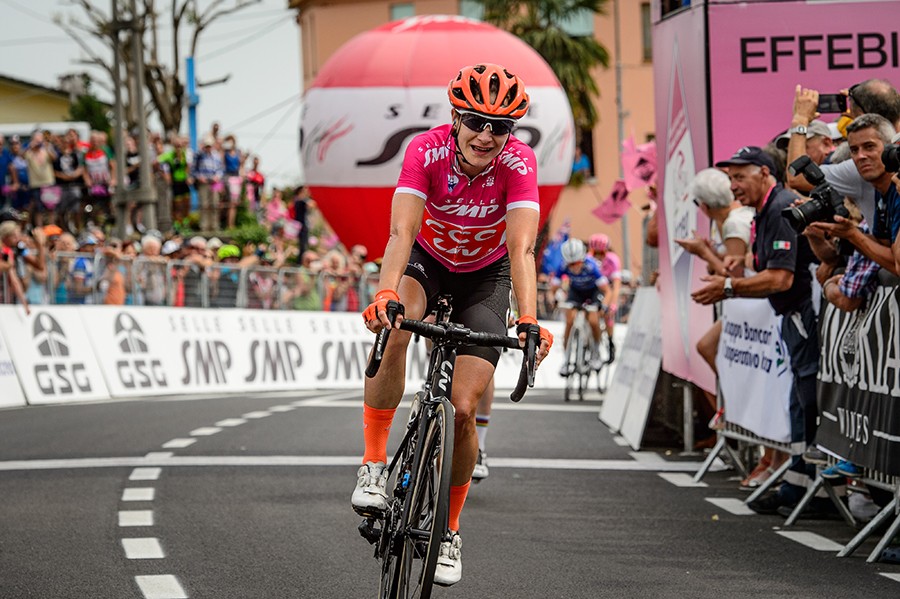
[424,145,451,167]
[448,173,460,193]
[498,150,529,175]
[114,313,167,390]
[433,202,500,219]
[31,312,91,395]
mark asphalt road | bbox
[1,388,898,599]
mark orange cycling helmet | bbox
[448,64,530,120]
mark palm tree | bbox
[479,0,610,133]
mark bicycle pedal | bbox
[358,518,381,545]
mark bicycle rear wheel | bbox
[381,399,454,599]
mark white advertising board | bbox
[0,306,110,404]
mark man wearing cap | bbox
[693,146,820,516]
[787,80,900,227]
[775,119,835,166]
[193,136,224,232]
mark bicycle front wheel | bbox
[383,398,454,599]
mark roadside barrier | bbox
[0,305,568,408]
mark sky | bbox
[1,0,303,189]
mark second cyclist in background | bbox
[554,238,610,375]
[589,233,621,362]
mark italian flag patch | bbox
[773,241,791,250]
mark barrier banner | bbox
[817,286,900,476]
[716,298,792,443]
[600,286,662,444]
[0,307,110,404]
[0,314,26,408]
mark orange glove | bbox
[362,289,400,324]
[516,315,553,350]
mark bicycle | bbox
[358,295,538,599]
[561,305,592,402]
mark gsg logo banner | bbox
[0,306,110,404]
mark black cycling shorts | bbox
[404,242,511,366]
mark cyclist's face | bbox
[567,260,584,272]
[455,112,510,174]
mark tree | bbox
[54,0,260,135]
[478,0,610,133]
[68,75,113,136]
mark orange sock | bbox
[448,481,471,532]
[362,404,396,464]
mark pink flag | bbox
[592,180,631,224]
[621,137,658,192]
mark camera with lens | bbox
[883,143,900,173]
[781,156,849,232]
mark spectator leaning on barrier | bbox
[691,146,820,516]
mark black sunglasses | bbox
[848,84,867,113]
[458,112,516,136]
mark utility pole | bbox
[110,0,128,239]
[130,0,157,231]
[614,0,631,272]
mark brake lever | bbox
[365,300,404,378]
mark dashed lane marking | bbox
[775,531,844,552]
[705,497,756,516]
[0,455,713,472]
[242,411,271,419]
[268,405,296,412]
[122,488,155,501]
[658,473,708,488]
[129,468,161,481]
[145,452,174,460]
[122,538,165,559]
[214,418,247,427]
[881,573,900,583]
[135,574,188,599]
[189,427,222,436]
[119,510,154,527]
[162,439,196,449]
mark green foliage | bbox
[68,93,112,136]
[226,222,270,248]
[478,0,610,131]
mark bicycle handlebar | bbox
[365,300,538,402]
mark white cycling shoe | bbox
[433,531,462,586]
[472,450,489,482]
[351,461,388,516]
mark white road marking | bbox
[122,488,156,502]
[658,473,708,488]
[129,467,161,481]
[0,455,713,472]
[119,510,154,526]
[135,574,188,599]
[145,452,174,460]
[312,399,600,412]
[122,538,165,559]
[189,427,222,436]
[215,418,247,427]
[881,573,900,583]
[162,439,196,449]
[268,405,295,412]
[705,497,756,515]
[613,436,630,446]
[242,411,271,419]
[775,531,843,552]
[630,451,664,464]
[289,390,367,407]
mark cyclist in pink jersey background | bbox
[354,63,553,587]
[589,233,621,361]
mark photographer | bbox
[692,146,820,515]
[787,79,900,227]
[804,115,898,277]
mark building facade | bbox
[289,0,656,278]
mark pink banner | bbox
[592,180,631,224]
[621,137,658,192]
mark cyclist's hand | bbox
[516,315,553,366]
[362,289,402,333]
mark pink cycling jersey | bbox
[599,252,622,281]
[395,124,539,273]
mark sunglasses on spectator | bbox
[458,111,516,136]
[848,84,867,113]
